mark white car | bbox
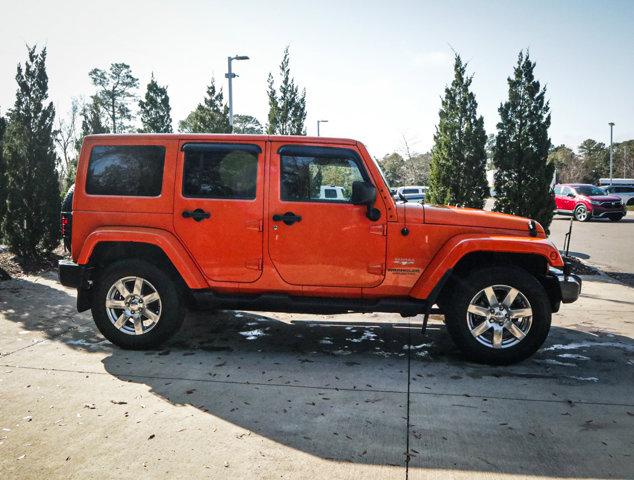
[395,185,428,203]
[319,185,346,201]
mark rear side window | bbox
[183,144,259,199]
[553,185,562,195]
[86,145,165,196]
[279,146,366,203]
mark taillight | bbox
[61,212,72,252]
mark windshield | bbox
[371,156,391,190]
[575,185,606,196]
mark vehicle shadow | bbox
[1,274,634,478]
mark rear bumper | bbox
[549,265,582,304]
[58,259,90,288]
[58,260,94,312]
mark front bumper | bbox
[590,205,625,218]
[549,264,582,304]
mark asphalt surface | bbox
[1,272,633,479]
[549,212,634,275]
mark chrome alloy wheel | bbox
[575,205,588,221]
[105,276,162,335]
[466,285,532,349]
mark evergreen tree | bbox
[493,51,554,230]
[428,54,489,208]
[0,111,7,228]
[233,114,263,134]
[179,78,231,133]
[2,46,60,257]
[89,63,139,133]
[138,74,173,133]
[266,47,307,135]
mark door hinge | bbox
[245,258,263,271]
[246,219,263,232]
[369,224,386,236]
[367,263,385,275]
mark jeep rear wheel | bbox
[91,259,185,349]
[444,266,551,365]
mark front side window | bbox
[402,188,420,195]
[183,144,259,199]
[280,146,366,203]
[86,145,165,196]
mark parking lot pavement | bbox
[548,213,634,275]
[1,272,634,479]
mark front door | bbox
[173,141,265,283]
[267,143,387,288]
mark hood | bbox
[583,194,621,202]
[423,205,543,234]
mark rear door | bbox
[173,141,265,283]
[267,142,387,288]
[558,186,574,211]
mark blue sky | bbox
[0,0,632,157]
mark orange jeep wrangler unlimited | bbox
[58,134,581,364]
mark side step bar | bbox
[190,290,437,316]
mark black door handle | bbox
[272,211,302,226]
[182,208,211,222]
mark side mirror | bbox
[567,192,576,198]
[351,181,381,221]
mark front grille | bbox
[600,201,621,208]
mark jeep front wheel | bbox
[91,259,185,349]
[444,266,551,365]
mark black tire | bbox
[91,259,185,349]
[608,214,624,222]
[573,204,591,222]
[443,266,551,365]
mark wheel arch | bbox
[77,227,207,290]
[409,235,563,309]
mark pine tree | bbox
[1,46,60,257]
[233,114,263,134]
[266,47,307,135]
[89,63,139,133]
[138,74,173,133]
[493,51,554,231]
[427,54,489,208]
[179,78,231,133]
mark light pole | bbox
[609,122,615,185]
[226,55,249,130]
[317,119,328,136]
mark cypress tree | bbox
[493,51,554,230]
[138,74,173,133]
[179,78,231,133]
[266,47,307,135]
[2,46,60,257]
[428,54,489,208]
[0,112,6,228]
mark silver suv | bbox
[601,185,634,206]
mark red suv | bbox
[554,183,625,222]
